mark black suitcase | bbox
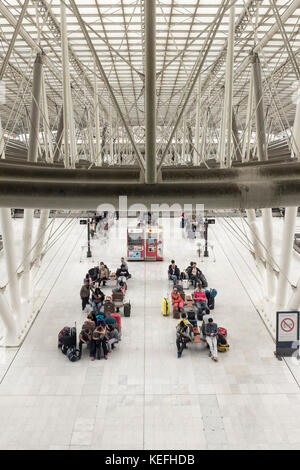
[124,302,131,317]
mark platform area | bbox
[0,216,300,450]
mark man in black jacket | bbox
[168,260,180,287]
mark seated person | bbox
[82,313,96,334]
[106,323,120,351]
[120,257,131,279]
[194,285,209,319]
[116,264,130,283]
[188,262,202,288]
[176,317,192,359]
[90,325,108,361]
[79,329,91,357]
[104,312,117,326]
[175,279,184,293]
[171,288,184,312]
[204,318,218,362]
[187,309,197,328]
[168,260,180,287]
[91,287,105,315]
[99,262,109,286]
[113,280,126,294]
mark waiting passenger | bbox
[175,279,184,293]
[106,324,120,352]
[176,320,192,358]
[104,312,117,326]
[80,280,90,311]
[91,287,105,315]
[113,280,126,294]
[90,325,108,361]
[171,288,184,312]
[99,262,109,286]
[82,313,96,334]
[194,285,209,319]
[168,261,180,287]
[116,264,130,283]
[204,318,218,362]
[120,258,131,278]
[79,329,91,358]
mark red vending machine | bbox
[127,228,145,261]
[145,227,163,261]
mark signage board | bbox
[276,311,300,357]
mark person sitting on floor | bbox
[204,318,218,362]
[171,287,184,312]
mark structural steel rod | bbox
[68,0,145,175]
[145,0,157,184]
[28,53,43,163]
[0,0,30,81]
[157,0,230,171]
[251,53,268,162]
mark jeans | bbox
[190,275,200,288]
[206,335,218,358]
[195,301,209,315]
[176,335,190,354]
[108,338,118,351]
[92,302,102,314]
[170,275,178,286]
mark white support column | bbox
[41,69,54,163]
[61,0,72,169]
[200,107,208,162]
[94,60,102,166]
[32,209,49,267]
[0,291,18,346]
[276,207,298,311]
[194,76,201,166]
[288,277,300,311]
[292,84,300,160]
[225,3,235,168]
[182,114,187,163]
[262,209,276,300]
[0,209,21,315]
[22,209,34,299]
[242,71,254,162]
[246,209,266,283]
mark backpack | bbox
[66,346,81,362]
[104,300,115,315]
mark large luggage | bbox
[173,307,180,319]
[111,313,122,328]
[161,298,170,316]
[104,298,115,315]
[60,325,77,355]
[58,326,71,349]
[217,326,229,353]
[124,302,131,317]
[66,346,81,362]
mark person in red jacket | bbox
[171,288,184,312]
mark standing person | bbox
[80,280,90,311]
[194,284,209,319]
[204,318,218,362]
[168,260,180,287]
[91,287,105,315]
[99,262,109,286]
[90,325,108,361]
[171,288,184,312]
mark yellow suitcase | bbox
[161,297,170,316]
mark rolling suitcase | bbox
[161,298,170,316]
[58,326,71,349]
[124,301,131,317]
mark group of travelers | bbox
[169,259,220,363]
[79,311,121,361]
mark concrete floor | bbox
[0,216,300,450]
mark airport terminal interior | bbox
[0,0,300,451]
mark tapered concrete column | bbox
[21,209,34,298]
[288,277,300,311]
[28,53,43,162]
[251,53,268,162]
[292,84,300,160]
[145,0,157,183]
[242,71,254,162]
[246,209,266,282]
[94,61,102,166]
[54,107,64,162]
[0,291,18,345]
[262,209,276,300]
[276,207,298,311]
[0,208,21,314]
[41,69,54,163]
[194,77,201,166]
[32,209,49,266]
[224,3,235,168]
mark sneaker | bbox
[177,352,182,358]
[104,355,108,360]
[213,357,218,362]
[91,357,95,361]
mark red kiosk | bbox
[127,226,163,261]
